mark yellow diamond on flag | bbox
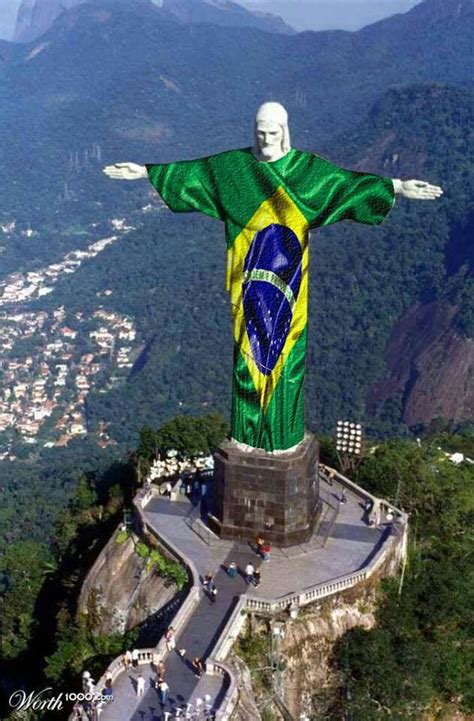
[226,186,309,412]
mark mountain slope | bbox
[1,0,473,239]
[0,0,473,441]
[160,0,293,33]
[319,82,474,432]
[368,301,474,428]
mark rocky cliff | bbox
[13,0,86,43]
[368,301,474,429]
[79,531,176,635]
[230,587,378,720]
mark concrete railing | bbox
[69,496,201,720]
[134,497,203,660]
[243,534,395,615]
[204,659,239,721]
[69,649,157,721]
[211,598,248,663]
[208,539,393,655]
[324,465,408,525]
[135,498,200,588]
[72,467,408,721]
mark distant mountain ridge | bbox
[12,0,292,43]
[160,0,292,32]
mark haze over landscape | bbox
[243,0,422,31]
[0,0,423,39]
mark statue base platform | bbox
[210,433,321,547]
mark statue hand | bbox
[103,162,148,180]
[398,179,444,200]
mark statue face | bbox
[255,120,284,161]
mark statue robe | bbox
[146,147,394,452]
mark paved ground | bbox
[99,477,385,720]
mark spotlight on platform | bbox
[336,421,363,474]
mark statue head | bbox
[254,102,291,162]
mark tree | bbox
[72,476,98,513]
[155,413,229,459]
[0,540,55,659]
[331,437,474,718]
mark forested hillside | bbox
[1,427,473,720]
[0,3,473,679]
[36,82,472,444]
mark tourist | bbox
[136,673,145,697]
[261,543,271,562]
[256,534,264,557]
[227,561,237,578]
[123,650,132,670]
[158,679,170,705]
[82,671,95,693]
[131,648,139,668]
[165,627,176,652]
[253,568,261,587]
[82,672,95,694]
[178,648,187,660]
[245,562,255,584]
[208,581,218,603]
[154,670,163,687]
[192,657,205,678]
[103,679,113,699]
[340,490,347,504]
[203,571,213,589]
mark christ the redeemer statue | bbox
[104,102,442,454]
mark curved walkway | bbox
[99,477,390,720]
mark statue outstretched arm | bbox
[103,162,148,180]
[392,178,443,200]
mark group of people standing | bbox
[245,534,271,586]
[122,647,170,705]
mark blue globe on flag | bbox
[243,224,302,376]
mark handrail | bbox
[323,465,408,523]
[71,469,408,721]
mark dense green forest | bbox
[1,420,473,720]
[0,447,136,719]
[0,0,472,459]
[329,433,474,719]
[0,2,473,715]
[236,432,474,720]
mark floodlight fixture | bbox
[336,420,363,455]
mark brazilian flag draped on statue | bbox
[146,147,394,452]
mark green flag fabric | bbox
[147,147,394,451]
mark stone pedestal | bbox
[210,433,320,547]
